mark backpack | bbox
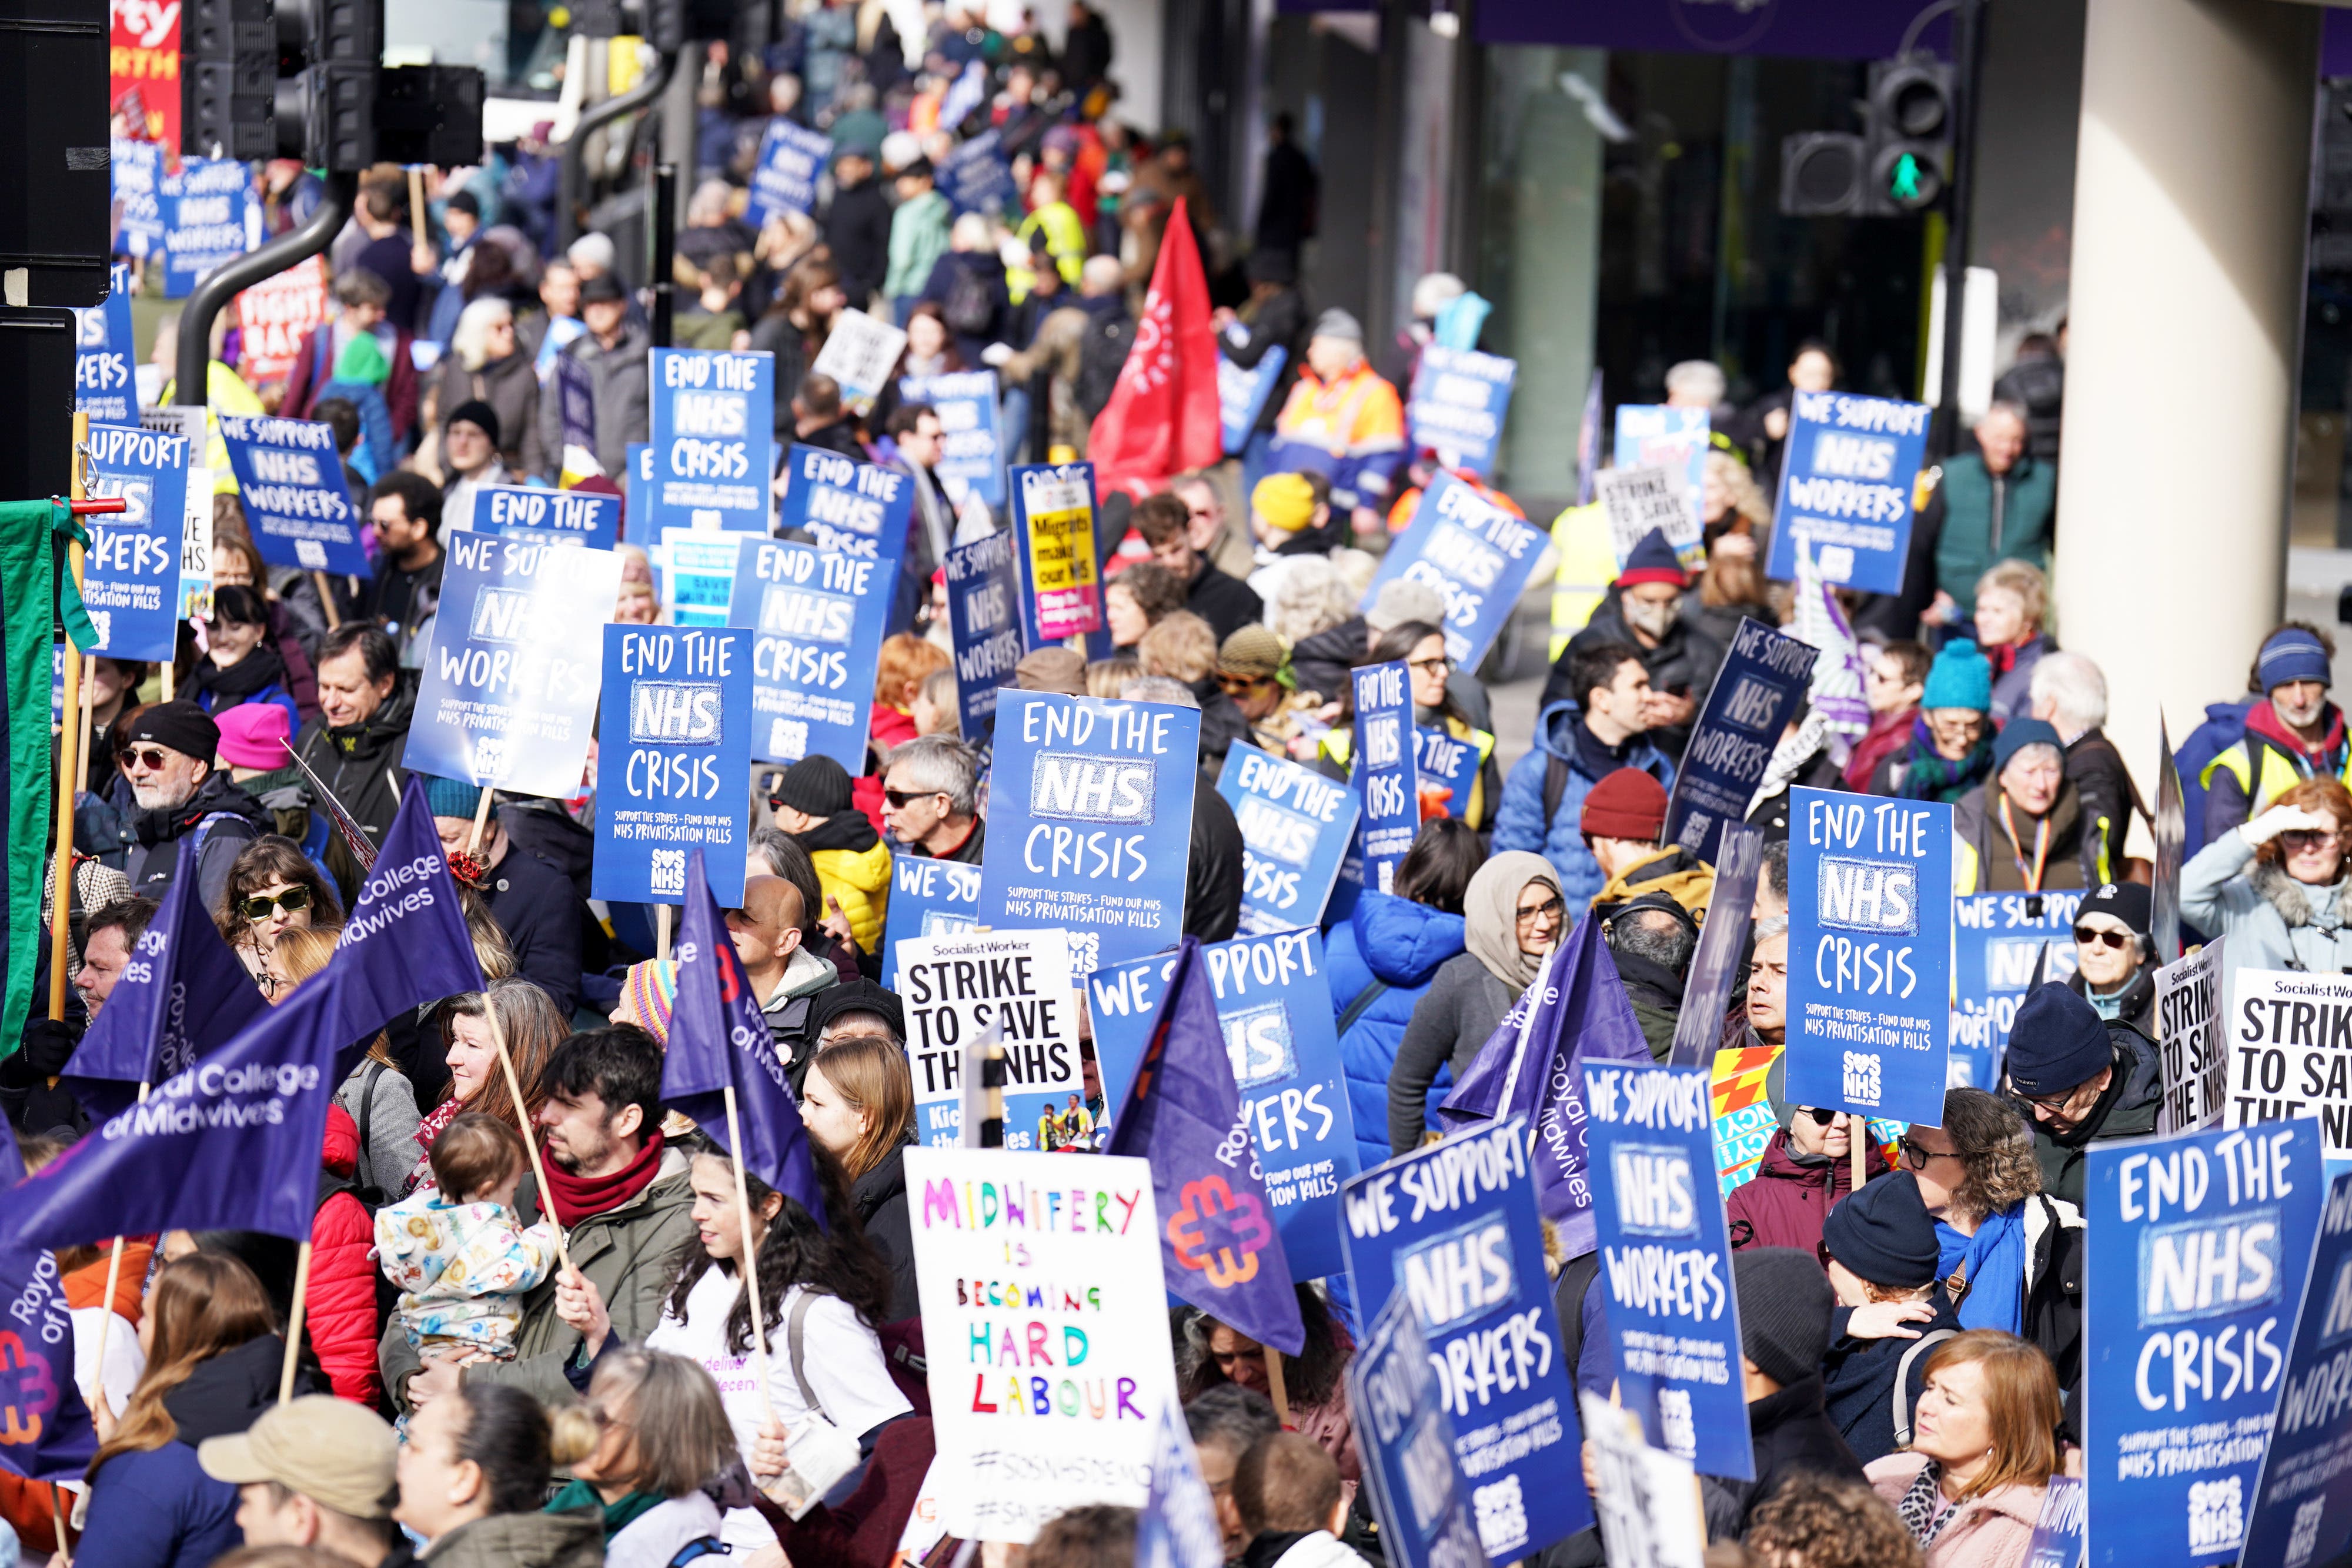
[1075,311,1134,422]
[1890,1329,1959,1446]
[877,1318,931,1414]
[941,262,995,337]
[309,327,400,483]
[2174,700,2253,860]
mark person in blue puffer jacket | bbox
[1492,638,1675,908]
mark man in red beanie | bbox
[1582,765,1715,921]
[1541,525,1703,760]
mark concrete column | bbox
[2051,0,2317,793]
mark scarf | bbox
[1844,706,1917,791]
[797,810,879,854]
[192,641,289,704]
[1894,720,1993,803]
[404,1094,470,1195]
[2246,697,2351,775]
[1894,1460,1961,1547]
[545,1480,665,1541]
[1750,708,1833,813]
[539,1129,667,1228]
[1462,851,1558,992]
[1951,1205,2027,1335]
[1571,717,1633,787]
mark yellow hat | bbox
[1251,472,1317,533]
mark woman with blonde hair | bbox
[1973,560,2051,724]
[2181,771,2352,992]
[430,295,544,480]
[545,1349,740,1564]
[266,924,424,1206]
[613,544,660,624]
[801,1034,920,1318]
[1688,450,1778,692]
[1865,1330,2061,1567]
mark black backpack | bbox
[942,263,995,337]
[1075,311,1134,422]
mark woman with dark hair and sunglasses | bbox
[189,584,305,734]
[213,835,342,981]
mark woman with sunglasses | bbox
[214,836,341,982]
[2059,881,2154,1035]
[2181,774,2352,992]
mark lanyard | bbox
[1997,795,2051,892]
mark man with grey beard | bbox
[113,700,268,912]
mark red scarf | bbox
[539,1129,667,1228]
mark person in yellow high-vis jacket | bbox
[2199,623,2352,845]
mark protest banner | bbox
[1671,825,1762,1069]
[1951,891,2082,1091]
[1218,343,1287,456]
[744,116,835,227]
[662,529,742,627]
[980,690,1197,974]
[777,443,916,561]
[810,309,910,418]
[1359,472,1548,672]
[403,530,620,795]
[1013,462,1103,643]
[2237,1171,2352,1568]
[899,929,1083,1149]
[1594,466,1694,573]
[549,353,595,461]
[1763,391,1932,593]
[906,1144,1175,1542]
[1349,1285,1492,1568]
[2085,1120,2323,1566]
[2224,969,2352,1162]
[903,369,1006,507]
[646,348,776,534]
[625,442,652,540]
[233,254,331,386]
[1408,346,1516,479]
[81,421,189,661]
[472,483,620,552]
[1216,742,1359,935]
[941,129,1017,214]
[74,263,136,424]
[593,626,752,906]
[0,1136,98,1486]
[1352,661,1418,895]
[109,0,178,146]
[216,414,373,577]
[2023,1477,2086,1568]
[1341,1116,1592,1557]
[1136,1402,1225,1568]
[1416,726,1481,821]
[882,855,981,989]
[1578,1394,1705,1568]
[143,404,214,616]
[160,156,262,297]
[1612,404,1708,563]
[1662,618,1818,864]
[1708,1041,1780,1193]
[1087,927,1360,1279]
[112,136,165,259]
[2157,941,2227,1136]
[729,535,896,768]
[1786,787,1951,1127]
[944,530,1026,747]
[1581,1061,1754,1480]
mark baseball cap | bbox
[198,1395,397,1519]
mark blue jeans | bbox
[1000,385,1033,464]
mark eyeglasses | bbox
[883,787,944,808]
[119,746,175,772]
[1407,655,1451,675]
[239,887,313,921]
[2018,1086,2078,1113]
[1515,894,1566,924]
[2073,925,2134,951]
[1896,1135,1952,1170]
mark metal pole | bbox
[1932,0,1986,459]
[649,161,677,348]
[558,45,676,254]
[176,172,358,413]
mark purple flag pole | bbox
[330,776,488,1072]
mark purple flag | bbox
[2,965,350,1252]
[664,848,828,1226]
[1105,938,1304,1355]
[1439,914,1653,1258]
[62,835,271,1121]
[0,1139,99,1482]
[328,777,486,1066]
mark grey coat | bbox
[1386,951,1518,1158]
[535,319,652,481]
[335,1057,421,1200]
[2179,831,2352,991]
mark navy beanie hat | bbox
[1618,527,1688,590]
[1992,716,2064,777]
[2003,981,2113,1098]
[2258,627,2332,692]
[1820,1171,1942,1289]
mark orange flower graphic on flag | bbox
[1167,1174,1275,1288]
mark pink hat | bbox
[215,703,292,770]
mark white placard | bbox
[810,307,911,417]
[898,928,1082,1149]
[2156,940,2226,1135]
[1578,1392,1706,1568]
[1595,462,1699,570]
[2225,964,2352,1161]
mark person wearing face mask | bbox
[2199,623,2352,844]
[1871,640,1994,804]
[2060,881,2155,1034]
[1543,527,1702,762]
[2183,773,2352,992]
[1952,718,2098,895]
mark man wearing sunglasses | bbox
[2001,979,2160,1208]
[115,700,269,914]
[880,735,985,864]
[2062,881,2154,1035]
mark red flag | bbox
[1087,198,1222,499]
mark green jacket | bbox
[1932,452,2055,606]
[381,1145,697,1410]
[886,190,953,300]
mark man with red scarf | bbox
[2203,624,2352,844]
[383,1027,695,1411]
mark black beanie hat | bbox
[1821,1171,1942,1290]
[1733,1248,1835,1388]
[2076,880,2152,938]
[126,700,222,767]
[773,754,853,819]
[805,978,907,1046]
[2003,981,2114,1099]
[445,398,501,449]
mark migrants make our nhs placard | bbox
[75,265,136,424]
[81,422,189,661]
[744,117,834,228]
[779,443,916,564]
[728,536,894,769]
[1349,1287,1491,1568]
[2237,1171,2352,1568]
[980,691,1199,977]
[404,530,620,795]
[1358,472,1547,673]
[1764,392,1931,594]
[473,484,620,553]
[1663,617,1818,865]
[2224,969,2352,1165]
[1217,744,1359,936]
[216,414,373,577]
[1786,787,1951,1128]
[944,530,1025,748]
[1352,663,1418,895]
[647,347,776,534]
[2085,1121,2323,1567]
[900,929,1084,1149]
[1408,346,1516,479]
[883,857,980,991]
[1952,891,2082,1091]
[1014,462,1102,643]
[903,370,1005,507]
[1339,1116,1592,1559]
[593,625,752,907]
[1085,928,1360,1280]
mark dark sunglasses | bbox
[1216,674,1267,695]
[1800,1106,1840,1127]
[119,745,174,771]
[239,887,313,921]
[2073,925,2134,951]
[883,787,944,808]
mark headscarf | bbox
[1462,851,1560,992]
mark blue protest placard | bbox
[1416,727,1480,824]
[112,138,164,259]
[778,443,916,561]
[882,855,981,989]
[744,117,835,228]
[1581,1061,1755,1482]
[403,530,622,795]
[1785,787,1951,1126]
[647,348,777,534]
[941,129,1017,215]
[1218,344,1286,457]
[1763,391,1932,594]
[75,265,136,424]
[473,484,621,552]
[728,536,896,768]
[81,421,190,661]
[944,530,1025,747]
[1348,1286,1492,1568]
[1952,891,2082,1091]
[1358,472,1547,673]
[661,529,740,627]
[2023,1477,2085,1568]
[2239,1171,2352,1568]
[1340,1116,1593,1558]
[1352,662,1418,896]
[980,690,1200,976]
[901,369,1005,507]
[1408,345,1516,479]
[1663,617,1819,864]
[593,625,753,907]
[624,443,651,541]
[1612,404,1708,542]
[2086,1121,2324,1567]
[1215,743,1358,936]
[1085,928,1361,1280]
[215,414,373,577]
[160,156,260,298]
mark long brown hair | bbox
[807,1035,915,1181]
[439,977,566,1125]
[92,1253,275,1478]
[1913,1329,2060,1502]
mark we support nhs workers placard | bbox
[75,265,135,424]
[82,422,189,661]
[1581,1062,1754,1482]
[728,537,894,768]
[1663,617,1817,865]
[1085,928,1360,1280]
[1353,663,1418,895]
[903,370,1005,507]
[1952,891,2081,1091]
[1349,1287,1491,1568]
[1339,1117,1592,1559]
[1218,344,1285,456]
[1763,392,1930,593]
[647,349,776,534]
[593,626,752,907]
[944,530,1025,747]
[1408,346,1516,479]
[161,157,261,297]
[403,531,621,795]
[1358,472,1546,673]
[980,691,1200,977]
[1786,787,1950,1127]
[883,857,981,991]
[473,484,620,553]
[1216,743,1359,936]
[780,443,916,561]
[2085,1121,2323,1567]
[744,118,834,228]
[216,415,373,577]
[2238,1171,2352,1568]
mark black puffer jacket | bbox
[1186,785,1245,944]
[121,772,270,915]
[2007,1023,2161,1209]
[1696,1373,1868,1540]
[855,1141,918,1322]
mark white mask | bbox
[1623,595,1676,638]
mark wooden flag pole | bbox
[89,1082,151,1415]
[49,414,91,1025]
[160,660,174,703]
[467,785,495,856]
[486,998,573,1277]
[278,1240,315,1402]
[1263,1345,1291,1428]
[657,902,672,962]
[723,1085,783,1431]
[1850,1115,1866,1192]
[407,166,428,248]
[311,572,341,630]
[51,1483,72,1565]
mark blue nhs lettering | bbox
[1611,1145,1698,1238]
[1235,797,1317,867]
[470,587,541,643]
[1721,676,1780,733]
[1223,1002,1297,1090]
[1401,1217,1516,1332]
[1364,713,1402,767]
[1809,431,1896,479]
[1818,857,1918,934]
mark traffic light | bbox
[275,0,382,168]
[1865,56,1953,214]
[1780,133,1868,218]
[182,0,275,159]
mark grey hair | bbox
[1609,905,1696,974]
[2026,650,2107,734]
[887,734,981,818]
[1267,556,1358,648]
[1754,914,1790,944]
[1121,676,1198,710]
[450,295,515,374]
[1980,397,2031,429]
[1665,360,1726,406]
[1760,840,1789,901]
[1184,1382,1279,1459]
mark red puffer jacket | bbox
[1726,1125,1890,1269]
[310,1104,385,1407]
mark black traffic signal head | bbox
[1866,56,1953,214]
[1779,132,1867,218]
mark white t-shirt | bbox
[646,1266,914,1550]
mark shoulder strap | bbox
[1891,1329,1959,1446]
[665,1537,727,1567]
[1543,753,1571,824]
[1335,979,1391,1038]
[787,1290,828,1422]
[352,1059,386,1192]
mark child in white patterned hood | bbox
[375,1109,558,1367]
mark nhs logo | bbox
[1031,753,1154,824]
[1222,1002,1295,1091]
[1397,1216,1516,1332]
[1611,1144,1698,1238]
[1719,676,1779,734]
[759,584,856,644]
[1234,797,1318,867]
[1817,855,1918,935]
[469,587,546,644]
[2317,1254,2352,1349]
[630,682,722,745]
[2138,1211,2283,1328]
[1364,714,1402,768]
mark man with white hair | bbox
[2029,650,2142,884]
[1663,359,1726,412]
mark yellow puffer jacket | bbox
[810,839,894,952]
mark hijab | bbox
[1462,851,1559,992]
